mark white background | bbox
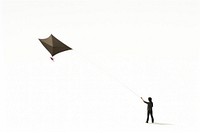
[1,0,200,132]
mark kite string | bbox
[76,51,140,98]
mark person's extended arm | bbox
[141,97,148,104]
[141,97,144,101]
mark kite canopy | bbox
[39,34,72,57]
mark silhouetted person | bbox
[141,97,154,123]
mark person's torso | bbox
[147,102,153,110]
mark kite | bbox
[39,34,72,61]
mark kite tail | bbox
[50,57,54,61]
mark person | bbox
[141,97,154,123]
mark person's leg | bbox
[146,111,149,123]
[150,110,154,123]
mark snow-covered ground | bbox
[1,0,200,132]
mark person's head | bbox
[148,97,152,102]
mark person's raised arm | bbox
[141,97,148,104]
[141,97,144,101]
